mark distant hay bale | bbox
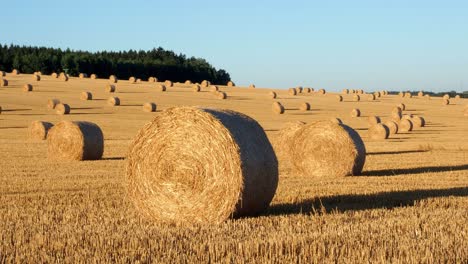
[51,72,58,78]
[368,94,376,101]
[330,118,343,124]
[249,84,256,89]
[109,75,118,83]
[368,124,389,140]
[269,91,277,99]
[143,102,157,112]
[29,121,54,140]
[201,80,210,88]
[108,97,120,106]
[402,114,413,120]
[0,79,8,87]
[290,120,366,177]
[392,106,402,114]
[397,103,406,111]
[425,94,431,99]
[399,92,404,97]
[288,88,297,96]
[374,92,381,98]
[60,74,69,82]
[272,102,285,114]
[412,116,425,128]
[310,88,315,92]
[12,69,19,75]
[23,84,33,92]
[90,74,97,79]
[126,107,278,224]
[418,91,424,97]
[299,102,310,111]
[318,88,326,95]
[442,99,450,105]
[342,89,349,94]
[47,121,104,161]
[0,71,5,76]
[105,84,116,93]
[165,80,173,87]
[157,84,166,92]
[405,92,412,98]
[443,94,450,100]
[47,99,60,110]
[192,84,201,92]
[185,80,192,85]
[216,91,227,99]
[351,89,356,94]
[384,121,398,134]
[136,78,142,83]
[210,85,219,92]
[129,77,136,83]
[336,95,343,102]
[80,91,92,100]
[399,119,413,132]
[148,77,157,82]
[391,111,402,122]
[353,94,360,102]
[297,86,303,93]
[227,81,235,87]
[455,95,461,99]
[56,103,70,115]
[79,73,88,79]
[32,74,41,81]
[358,90,364,94]
[350,108,361,117]
[304,87,311,93]
[368,116,381,125]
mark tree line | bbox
[0,44,231,84]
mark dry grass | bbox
[0,74,467,262]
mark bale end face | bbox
[29,121,54,140]
[47,99,60,110]
[299,102,310,111]
[272,102,285,114]
[368,124,390,140]
[351,109,361,117]
[23,84,33,92]
[80,92,92,100]
[56,103,70,115]
[108,97,120,106]
[143,102,157,112]
[269,91,277,99]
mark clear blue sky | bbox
[2,0,467,92]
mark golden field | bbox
[0,73,467,263]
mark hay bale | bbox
[210,85,219,92]
[129,77,136,83]
[0,79,8,87]
[330,118,343,124]
[455,95,461,99]
[299,102,310,111]
[269,91,277,99]
[32,74,41,81]
[60,74,69,82]
[165,80,173,87]
[443,94,450,100]
[304,87,311,93]
[108,97,120,106]
[249,84,256,89]
[29,121,54,140]
[358,90,364,94]
[51,72,58,78]
[274,121,306,164]
[126,107,278,224]
[47,99,60,110]
[216,91,227,99]
[0,71,5,77]
[23,84,33,92]
[56,103,70,115]
[391,111,402,122]
[109,75,118,83]
[405,92,412,98]
[368,94,376,101]
[368,116,381,125]
[105,84,116,93]
[353,94,360,102]
[290,120,366,177]
[384,121,398,134]
[288,88,297,96]
[80,91,92,100]
[336,95,343,102]
[12,69,19,75]
[368,124,389,140]
[227,81,235,87]
[310,88,315,92]
[399,92,404,97]
[136,78,142,83]
[318,88,326,95]
[157,84,166,92]
[397,103,406,111]
[201,80,210,87]
[90,74,97,79]
[79,73,88,79]
[272,102,285,114]
[412,116,425,128]
[350,108,360,117]
[374,92,381,98]
[399,119,413,132]
[185,80,192,85]
[418,91,424,97]
[392,106,402,114]
[297,86,303,93]
[342,89,349,94]
[425,94,431,100]
[148,77,157,82]
[442,99,450,105]
[47,121,103,161]
[143,102,157,112]
[192,84,201,92]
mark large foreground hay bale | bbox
[299,102,310,111]
[412,116,425,128]
[48,121,104,161]
[290,121,366,177]
[29,121,54,140]
[56,103,70,115]
[108,97,120,106]
[192,84,201,92]
[350,108,361,117]
[143,102,157,112]
[384,121,398,134]
[105,84,116,93]
[269,91,277,99]
[47,99,60,110]
[126,107,278,224]
[23,84,33,92]
[272,102,285,114]
[80,91,92,100]
[288,88,297,96]
[399,119,413,132]
[368,124,389,140]
[0,79,8,87]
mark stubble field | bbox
[0,73,467,263]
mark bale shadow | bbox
[361,164,468,177]
[367,150,428,155]
[2,109,32,112]
[70,112,114,115]
[121,104,142,107]
[0,126,28,129]
[102,157,125,161]
[72,107,102,110]
[266,187,468,216]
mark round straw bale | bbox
[129,77,136,83]
[358,90,364,94]
[192,84,201,92]
[216,91,227,99]
[350,108,361,117]
[418,91,424,97]
[105,84,116,93]
[368,116,381,125]
[288,88,297,96]
[47,99,60,110]
[425,94,431,99]
[399,92,404,97]
[272,102,285,114]
[368,124,389,140]
[351,89,356,94]
[290,120,366,177]
[455,95,461,99]
[80,91,92,100]
[210,85,219,92]
[29,121,54,140]
[297,86,303,93]
[304,87,311,93]
[126,107,278,224]
[336,95,343,102]
[384,121,398,134]
[79,73,88,79]
[399,119,413,132]
[136,78,142,83]
[391,111,402,122]
[397,103,406,111]
[274,121,306,163]
[32,74,41,81]
[353,94,360,102]
[442,99,450,105]
[165,80,173,87]
[51,72,58,78]
[109,75,118,83]
[56,103,70,115]
[12,69,19,75]
[143,102,157,112]
[310,88,315,92]
[47,121,103,161]
[201,80,210,87]
[342,89,349,94]
[249,84,256,89]
[299,102,310,111]
[318,88,326,95]
[412,116,425,128]
[330,118,343,124]
[0,71,5,77]
[227,81,235,87]
[23,84,33,92]
[157,84,166,92]
[368,94,376,101]
[269,91,277,99]
[443,94,450,100]
[148,77,157,82]
[0,79,8,87]
[185,80,192,85]
[375,92,381,98]
[405,92,412,98]
[108,97,120,106]
[90,74,97,79]
[60,74,69,82]
[392,106,402,114]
